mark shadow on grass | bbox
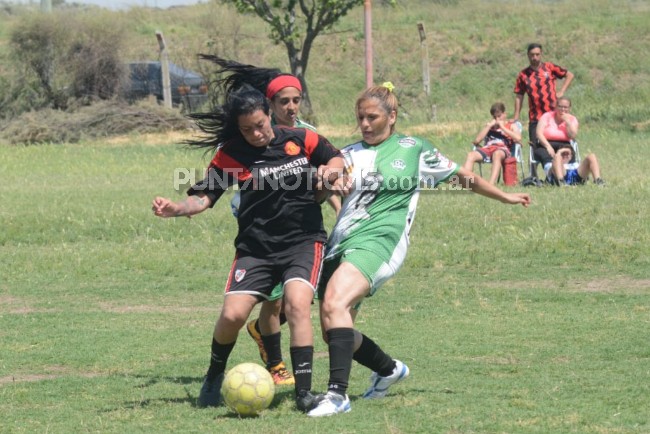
[131,374,201,388]
[102,374,300,413]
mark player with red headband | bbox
[197,55,341,388]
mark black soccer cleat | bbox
[295,390,324,413]
[197,372,224,408]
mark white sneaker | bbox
[306,391,351,417]
[362,359,410,399]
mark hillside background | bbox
[0,0,648,142]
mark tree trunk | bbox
[286,37,315,122]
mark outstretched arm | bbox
[152,194,212,218]
[456,167,531,207]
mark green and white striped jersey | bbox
[325,133,459,262]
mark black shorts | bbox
[528,121,538,145]
[533,141,573,166]
[224,240,325,300]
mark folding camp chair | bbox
[528,140,581,181]
[475,121,526,183]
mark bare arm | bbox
[556,71,574,98]
[496,120,522,143]
[562,114,579,140]
[473,120,496,146]
[151,194,212,218]
[456,167,531,207]
[326,195,342,217]
[536,118,555,157]
[513,93,524,122]
[315,155,345,204]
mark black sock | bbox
[279,312,287,326]
[290,346,313,395]
[262,332,283,368]
[353,333,396,377]
[207,338,235,380]
[253,318,261,334]
[326,328,355,396]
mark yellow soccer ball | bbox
[221,363,275,416]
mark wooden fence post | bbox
[417,22,430,96]
[156,31,172,109]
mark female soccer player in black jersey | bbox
[152,86,343,412]
[198,56,341,387]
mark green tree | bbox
[225,0,363,120]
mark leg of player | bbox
[257,297,295,386]
[354,328,410,399]
[283,280,319,412]
[308,263,365,417]
[246,281,294,386]
[246,300,279,364]
[198,293,259,408]
[348,309,410,399]
[310,262,409,417]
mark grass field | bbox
[1,0,650,432]
[1,123,649,433]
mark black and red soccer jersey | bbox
[484,121,517,149]
[188,126,341,255]
[514,62,568,122]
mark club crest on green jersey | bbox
[422,149,442,168]
[391,159,406,170]
[398,137,417,148]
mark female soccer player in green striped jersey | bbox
[308,83,531,417]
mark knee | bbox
[283,298,311,320]
[218,308,247,330]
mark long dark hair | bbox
[199,54,283,97]
[186,85,270,153]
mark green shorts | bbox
[317,247,400,308]
[269,283,283,301]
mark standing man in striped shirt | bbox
[513,43,574,148]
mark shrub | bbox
[0,100,193,145]
[5,10,126,113]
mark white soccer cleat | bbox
[306,391,351,417]
[362,359,410,399]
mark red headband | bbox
[265,75,302,99]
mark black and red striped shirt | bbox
[514,62,568,122]
[188,126,341,255]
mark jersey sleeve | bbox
[549,62,568,79]
[418,139,459,187]
[186,148,241,207]
[305,131,342,167]
[513,71,526,94]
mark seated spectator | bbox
[548,146,605,186]
[463,102,522,185]
[534,96,578,178]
